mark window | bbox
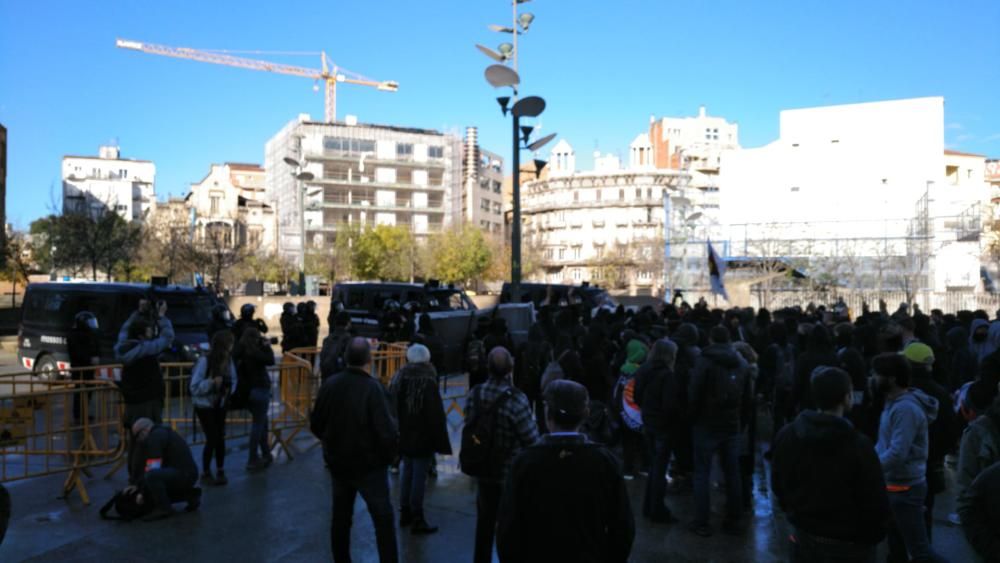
[619,189,625,201]
[545,248,554,260]
[493,202,502,215]
[210,196,220,215]
[573,268,581,281]
[573,247,581,260]
[323,137,375,155]
[558,248,566,260]
[493,181,502,194]
[376,190,396,207]
[481,199,491,211]
[428,146,444,159]
[480,179,491,191]
[396,143,414,159]
[596,190,602,202]
[639,271,652,280]
[790,186,800,193]
[573,191,579,202]
[636,188,642,199]
[595,246,605,259]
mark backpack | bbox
[99,487,153,521]
[539,350,569,393]
[460,388,514,480]
[613,373,643,431]
[710,362,746,411]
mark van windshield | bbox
[158,293,215,327]
[428,289,473,311]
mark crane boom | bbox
[115,38,398,122]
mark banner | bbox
[708,240,729,301]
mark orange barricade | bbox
[0,367,126,505]
[372,342,408,386]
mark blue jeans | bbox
[692,426,742,526]
[331,467,398,563]
[887,482,946,563]
[247,387,270,463]
[400,455,431,516]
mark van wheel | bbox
[34,356,62,381]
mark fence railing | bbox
[0,342,411,505]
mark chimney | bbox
[698,105,706,118]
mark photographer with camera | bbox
[190,330,236,486]
[233,303,269,342]
[234,327,276,470]
[115,299,174,426]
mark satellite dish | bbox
[283,157,300,167]
[475,44,505,63]
[485,64,520,89]
[527,132,557,152]
[511,96,545,118]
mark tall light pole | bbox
[478,0,550,303]
[284,156,314,295]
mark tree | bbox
[426,225,493,286]
[352,224,417,282]
[139,210,197,284]
[35,210,139,281]
[190,229,249,290]
[2,231,35,308]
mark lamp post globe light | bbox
[477,0,554,303]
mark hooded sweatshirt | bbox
[771,411,889,545]
[970,319,996,365]
[876,388,939,487]
[620,340,648,377]
[689,343,751,433]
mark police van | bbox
[18,282,224,379]
[499,282,615,311]
[330,281,476,338]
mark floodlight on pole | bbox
[476,44,506,63]
[511,95,545,117]
[520,125,534,143]
[518,13,535,31]
[485,64,520,89]
[496,96,511,115]
[533,159,547,178]
[488,24,519,34]
[296,171,315,181]
[526,132,556,152]
[497,43,514,59]
[283,156,300,167]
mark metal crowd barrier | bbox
[0,342,412,505]
[0,367,126,505]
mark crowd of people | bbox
[310,293,1000,562]
[62,290,1000,560]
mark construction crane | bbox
[115,38,398,123]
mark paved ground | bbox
[0,366,982,562]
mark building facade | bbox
[264,114,463,267]
[189,163,276,252]
[461,127,505,235]
[62,145,156,221]
[718,97,988,293]
[521,139,690,295]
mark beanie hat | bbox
[406,343,431,364]
[903,342,934,366]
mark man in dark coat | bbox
[688,326,751,537]
[496,379,634,563]
[771,367,889,561]
[311,338,399,563]
[68,311,101,420]
[634,339,680,523]
[126,418,201,521]
[389,344,452,534]
[320,312,354,380]
[959,460,1000,562]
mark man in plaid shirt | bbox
[466,346,539,563]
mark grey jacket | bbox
[876,388,939,487]
[957,399,1000,498]
[189,356,237,410]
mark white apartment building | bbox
[264,114,463,268]
[718,97,988,292]
[188,163,276,251]
[461,127,505,235]
[522,139,690,295]
[62,145,155,221]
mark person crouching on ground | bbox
[127,418,201,521]
[389,343,452,535]
[190,330,236,486]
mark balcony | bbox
[310,176,447,193]
[306,152,447,169]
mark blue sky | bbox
[1,0,998,228]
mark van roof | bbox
[27,282,208,294]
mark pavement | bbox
[0,372,983,562]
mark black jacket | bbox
[911,371,957,468]
[960,460,1000,562]
[319,328,352,379]
[497,434,635,563]
[389,363,452,457]
[310,367,398,479]
[67,327,101,370]
[129,425,198,486]
[771,411,889,545]
[689,343,751,433]
[793,349,840,413]
[233,317,268,342]
[280,312,305,352]
[634,362,681,435]
[234,338,275,390]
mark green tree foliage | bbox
[32,211,142,281]
[427,225,493,286]
[351,224,416,281]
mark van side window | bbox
[346,290,365,309]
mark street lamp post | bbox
[284,156,314,295]
[478,1,551,304]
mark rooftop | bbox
[301,120,445,137]
[944,149,986,158]
[62,155,153,164]
[226,162,264,171]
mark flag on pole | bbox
[707,240,728,301]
